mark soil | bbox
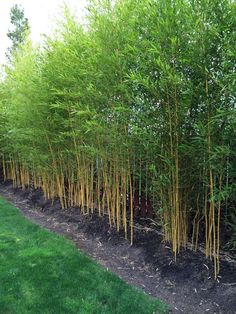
[0,181,235,314]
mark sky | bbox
[0,0,88,65]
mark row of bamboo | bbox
[0,0,234,280]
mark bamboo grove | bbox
[0,0,235,278]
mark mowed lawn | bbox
[0,197,167,314]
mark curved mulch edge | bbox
[0,183,236,314]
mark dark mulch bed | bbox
[0,180,235,314]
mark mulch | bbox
[0,181,235,314]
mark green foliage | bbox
[7,4,30,60]
[0,0,235,271]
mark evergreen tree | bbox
[6,4,29,59]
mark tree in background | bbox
[6,4,30,60]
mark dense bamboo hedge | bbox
[0,0,235,278]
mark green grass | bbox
[0,197,168,314]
